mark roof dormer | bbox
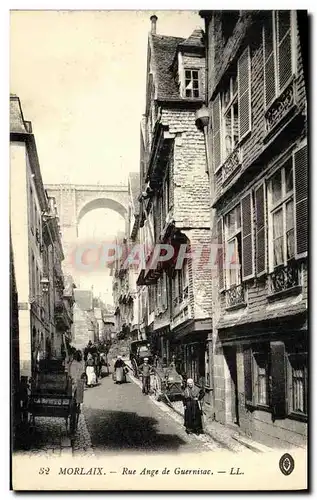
[175,28,205,100]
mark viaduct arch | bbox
[45,183,129,284]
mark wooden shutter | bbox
[270,341,287,420]
[244,348,253,405]
[263,13,276,107]
[295,144,308,257]
[255,183,266,275]
[241,192,254,280]
[238,46,251,141]
[212,94,221,170]
[277,11,293,91]
[217,218,224,290]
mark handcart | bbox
[28,360,80,436]
[150,365,184,403]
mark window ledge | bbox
[267,285,302,302]
[225,302,247,312]
[246,403,272,414]
[287,412,307,423]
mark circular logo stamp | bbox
[279,453,295,476]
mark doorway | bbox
[224,346,240,426]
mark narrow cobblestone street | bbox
[72,371,246,455]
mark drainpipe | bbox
[195,104,218,420]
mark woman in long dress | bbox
[86,353,97,387]
[114,356,126,384]
[183,378,204,435]
[69,350,85,404]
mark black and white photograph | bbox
[9,9,308,491]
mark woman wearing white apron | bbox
[86,353,97,387]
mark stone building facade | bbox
[135,16,213,402]
[72,289,98,349]
[199,10,308,447]
[10,95,74,379]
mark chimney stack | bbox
[150,15,158,34]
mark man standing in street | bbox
[139,358,152,395]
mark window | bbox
[212,46,251,170]
[173,259,189,307]
[224,204,242,288]
[263,11,295,108]
[185,343,205,386]
[288,352,307,416]
[184,69,200,98]
[222,74,239,159]
[31,252,35,297]
[252,346,270,406]
[268,158,294,270]
[156,274,168,313]
[245,341,308,420]
[29,186,34,232]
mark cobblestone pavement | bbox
[14,417,70,457]
[127,370,246,453]
[74,373,229,456]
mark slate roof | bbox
[10,95,28,134]
[180,27,204,48]
[128,172,140,215]
[151,34,185,100]
[74,290,93,311]
[150,28,205,101]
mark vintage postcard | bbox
[10,9,308,491]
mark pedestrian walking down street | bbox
[86,353,97,387]
[183,378,205,435]
[113,355,127,384]
[69,350,85,405]
[138,358,153,395]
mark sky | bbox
[10,10,203,185]
[10,10,204,302]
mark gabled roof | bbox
[74,290,93,311]
[128,171,140,215]
[10,95,28,134]
[180,27,204,48]
[150,28,205,101]
[150,34,184,100]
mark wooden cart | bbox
[28,361,80,436]
[150,365,184,403]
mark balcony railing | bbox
[225,283,246,309]
[268,260,300,295]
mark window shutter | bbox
[263,14,276,107]
[238,46,251,140]
[270,341,287,419]
[241,192,254,280]
[217,218,224,290]
[295,144,308,257]
[277,11,293,91]
[255,183,266,275]
[244,348,252,405]
[212,94,221,170]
